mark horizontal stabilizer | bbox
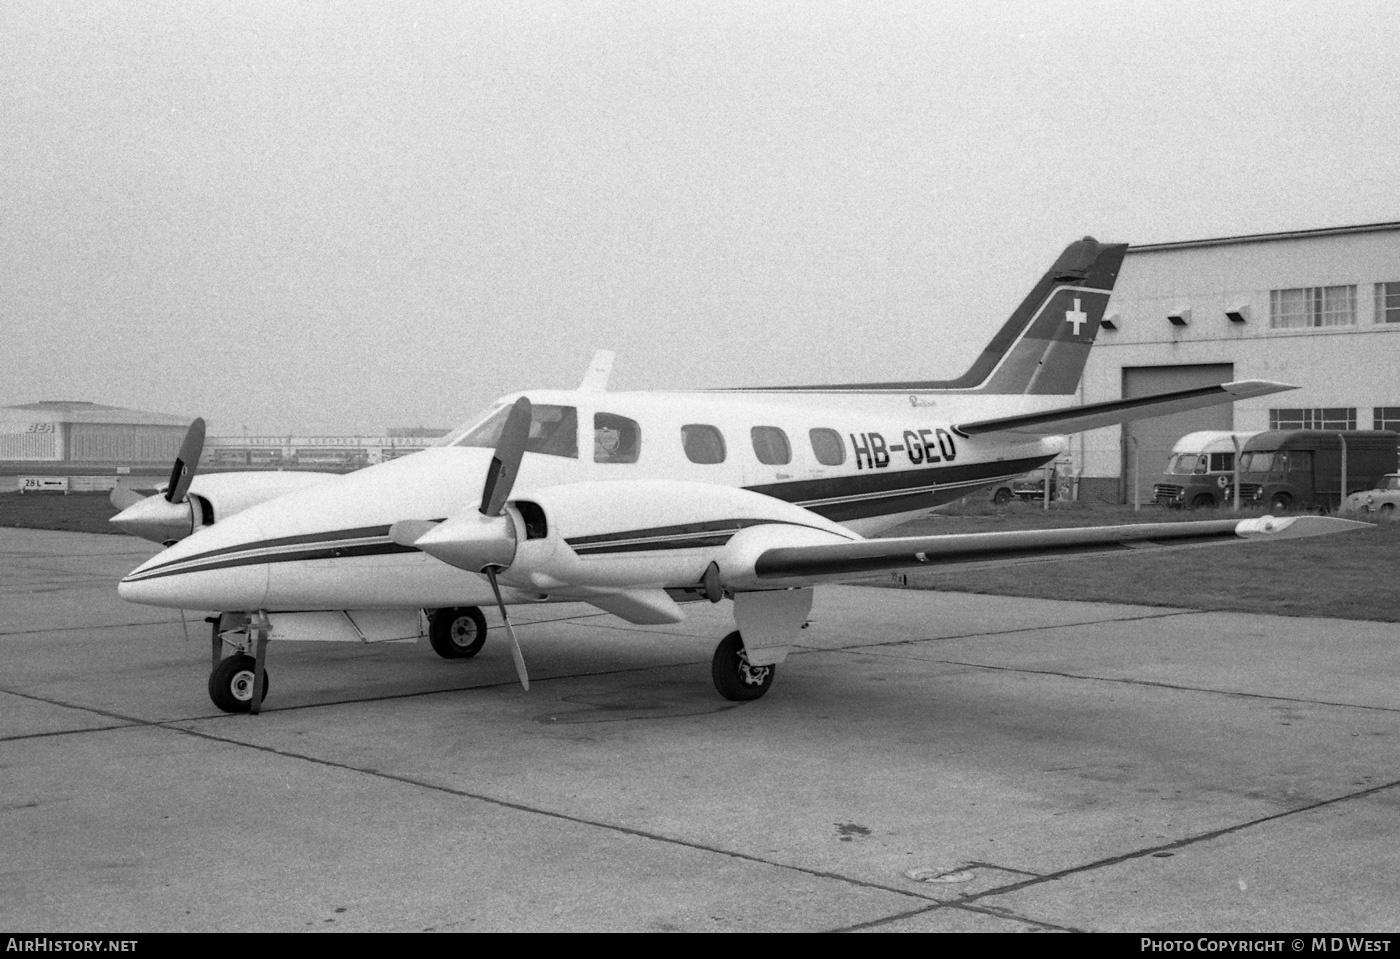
[753,514,1368,582]
[955,380,1296,438]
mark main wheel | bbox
[711,631,775,702]
[992,488,1013,506]
[1190,494,1216,509]
[428,607,488,659]
[1381,503,1396,515]
[208,654,269,714]
[1268,493,1292,513]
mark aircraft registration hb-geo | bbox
[110,237,1365,713]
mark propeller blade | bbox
[165,418,206,504]
[480,398,532,517]
[110,487,146,512]
[485,567,529,691]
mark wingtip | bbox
[1223,379,1298,398]
[1234,514,1372,539]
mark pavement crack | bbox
[925,659,1400,715]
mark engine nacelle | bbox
[494,479,858,592]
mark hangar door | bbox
[1121,364,1234,504]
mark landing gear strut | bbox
[711,631,775,702]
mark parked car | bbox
[1344,473,1400,515]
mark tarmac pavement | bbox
[2,527,1398,932]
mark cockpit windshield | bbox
[445,401,579,459]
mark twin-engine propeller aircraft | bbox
[112,237,1366,713]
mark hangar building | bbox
[0,401,190,492]
[1074,221,1400,503]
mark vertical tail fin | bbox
[728,236,1128,396]
[960,237,1128,395]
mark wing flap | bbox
[955,380,1295,438]
[753,515,1367,582]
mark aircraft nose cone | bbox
[110,495,194,545]
[118,515,271,611]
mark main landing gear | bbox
[427,606,488,659]
[711,631,775,702]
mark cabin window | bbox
[594,413,641,464]
[450,403,578,459]
[681,424,726,464]
[809,428,845,466]
[750,426,791,466]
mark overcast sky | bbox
[4,1,1398,435]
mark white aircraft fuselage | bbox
[118,388,1065,613]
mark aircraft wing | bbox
[749,515,1366,584]
[954,380,1293,437]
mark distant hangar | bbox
[0,401,189,491]
[1075,220,1400,503]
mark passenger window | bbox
[809,428,845,466]
[682,424,726,464]
[594,413,641,464]
[750,426,791,466]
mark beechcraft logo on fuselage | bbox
[850,429,957,470]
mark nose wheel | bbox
[208,653,270,713]
[711,631,775,702]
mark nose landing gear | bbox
[206,611,271,714]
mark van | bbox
[1228,430,1399,512]
[1153,431,1258,509]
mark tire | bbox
[428,607,487,659]
[711,631,775,702]
[992,488,1012,506]
[1381,503,1396,515]
[1190,494,1216,509]
[208,654,268,714]
[1268,494,1292,513]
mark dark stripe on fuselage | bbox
[566,517,849,555]
[124,459,1046,581]
[124,541,420,583]
[750,454,1050,522]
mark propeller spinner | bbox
[109,418,207,544]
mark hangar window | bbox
[750,426,791,465]
[594,413,641,464]
[1269,285,1355,329]
[1376,283,1400,324]
[809,428,845,466]
[681,424,726,464]
[1269,408,1357,431]
[1374,407,1400,431]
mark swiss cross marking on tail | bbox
[1065,297,1087,336]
